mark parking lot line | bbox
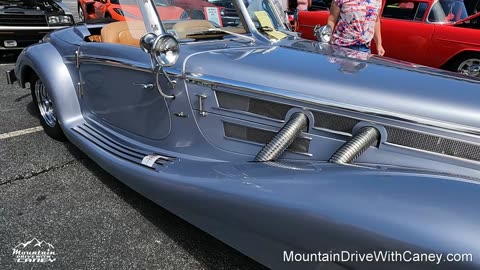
[0,126,43,140]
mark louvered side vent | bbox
[385,127,480,162]
[72,123,176,169]
[311,111,359,134]
[216,91,480,163]
[223,122,310,153]
[216,91,292,120]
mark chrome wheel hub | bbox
[34,80,57,127]
[458,58,480,77]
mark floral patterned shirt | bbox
[332,0,382,46]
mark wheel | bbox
[448,53,480,78]
[78,5,84,22]
[30,74,65,140]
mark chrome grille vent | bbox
[216,91,292,120]
[385,127,480,162]
[223,122,310,153]
[311,111,359,134]
[216,91,480,163]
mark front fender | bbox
[15,42,84,129]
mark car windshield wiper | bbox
[185,28,255,43]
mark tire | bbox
[78,5,85,22]
[448,53,480,78]
[30,74,66,141]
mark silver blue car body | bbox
[9,0,480,268]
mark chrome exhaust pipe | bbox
[329,126,380,164]
[255,113,308,162]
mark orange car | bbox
[78,0,188,22]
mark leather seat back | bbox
[101,21,146,46]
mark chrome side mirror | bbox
[313,24,332,43]
[140,33,180,67]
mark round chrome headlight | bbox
[151,34,180,67]
[313,25,332,43]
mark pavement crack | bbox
[0,158,83,186]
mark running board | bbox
[72,123,175,170]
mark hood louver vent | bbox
[223,122,310,154]
[385,127,480,162]
[216,91,292,120]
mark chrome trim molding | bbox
[79,55,152,73]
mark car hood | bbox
[183,40,480,133]
[454,12,480,24]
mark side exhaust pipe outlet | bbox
[254,112,308,162]
[329,126,380,164]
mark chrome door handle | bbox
[133,83,154,89]
[196,93,207,116]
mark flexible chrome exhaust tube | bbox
[254,113,308,162]
[329,126,380,164]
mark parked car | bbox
[78,0,188,22]
[172,0,240,26]
[295,0,480,77]
[0,0,74,51]
[7,0,480,269]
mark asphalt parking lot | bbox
[0,4,268,269]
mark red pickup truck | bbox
[295,0,480,76]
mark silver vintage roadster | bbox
[7,0,480,268]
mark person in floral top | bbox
[326,0,385,55]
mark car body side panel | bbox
[429,26,480,68]
[378,19,435,65]
[78,42,172,140]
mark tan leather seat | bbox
[101,21,146,46]
[172,20,215,39]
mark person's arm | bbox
[327,1,340,32]
[373,16,385,56]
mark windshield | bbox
[90,0,290,47]
[158,0,290,41]
[428,0,468,22]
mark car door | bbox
[379,0,434,64]
[77,21,172,140]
